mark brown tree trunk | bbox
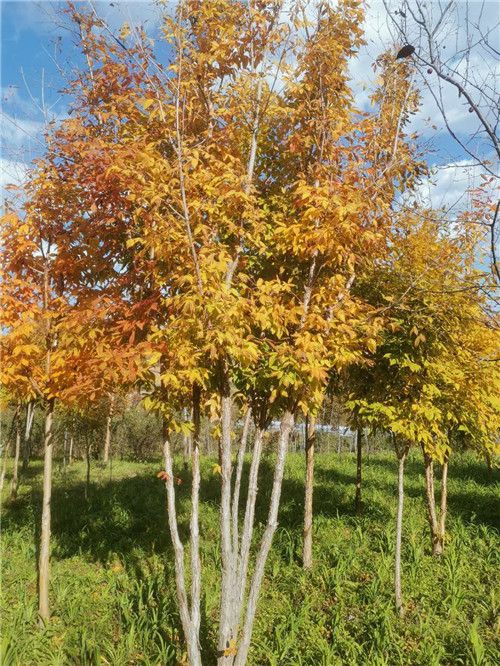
[103,394,115,464]
[355,427,362,514]
[302,415,316,569]
[38,397,55,624]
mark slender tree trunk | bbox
[394,442,407,617]
[38,397,55,625]
[162,426,201,666]
[355,427,362,514]
[85,436,91,502]
[234,410,294,666]
[439,456,448,553]
[423,450,448,556]
[22,400,35,471]
[217,381,236,662]
[231,407,252,557]
[229,425,265,645]
[190,384,202,646]
[485,451,492,480]
[0,404,21,492]
[302,415,316,569]
[10,412,22,500]
[68,434,74,465]
[103,394,115,464]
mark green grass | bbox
[1,452,499,665]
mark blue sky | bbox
[1,1,498,210]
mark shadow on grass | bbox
[2,453,498,567]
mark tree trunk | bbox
[354,427,363,514]
[68,434,74,465]
[103,394,115,464]
[302,415,316,569]
[22,400,35,471]
[0,404,21,492]
[423,450,448,556]
[229,425,265,646]
[10,412,21,500]
[438,456,448,554]
[217,384,236,663]
[85,436,91,502]
[190,384,202,646]
[162,426,201,666]
[394,440,407,617]
[234,410,294,666]
[38,397,55,624]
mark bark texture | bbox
[423,450,449,556]
[10,413,21,500]
[38,398,55,624]
[302,415,316,569]
[355,427,362,514]
[103,394,115,464]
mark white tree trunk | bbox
[22,400,35,471]
[190,385,202,642]
[302,415,315,569]
[234,411,294,666]
[394,446,407,617]
[218,391,236,661]
[162,430,201,665]
[38,398,55,624]
[355,427,362,514]
[103,394,115,464]
[231,426,265,638]
[10,414,21,500]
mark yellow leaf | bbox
[212,464,222,476]
[223,639,237,657]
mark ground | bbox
[1,452,499,665]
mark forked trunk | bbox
[354,427,362,514]
[103,394,115,464]
[38,397,55,624]
[394,437,408,617]
[423,450,448,556]
[229,425,265,646]
[302,415,316,569]
[234,411,294,666]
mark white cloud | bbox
[0,158,29,203]
[413,159,496,212]
[0,112,45,149]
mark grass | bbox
[1,451,499,665]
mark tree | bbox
[5,0,426,658]
[347,205,499,611]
